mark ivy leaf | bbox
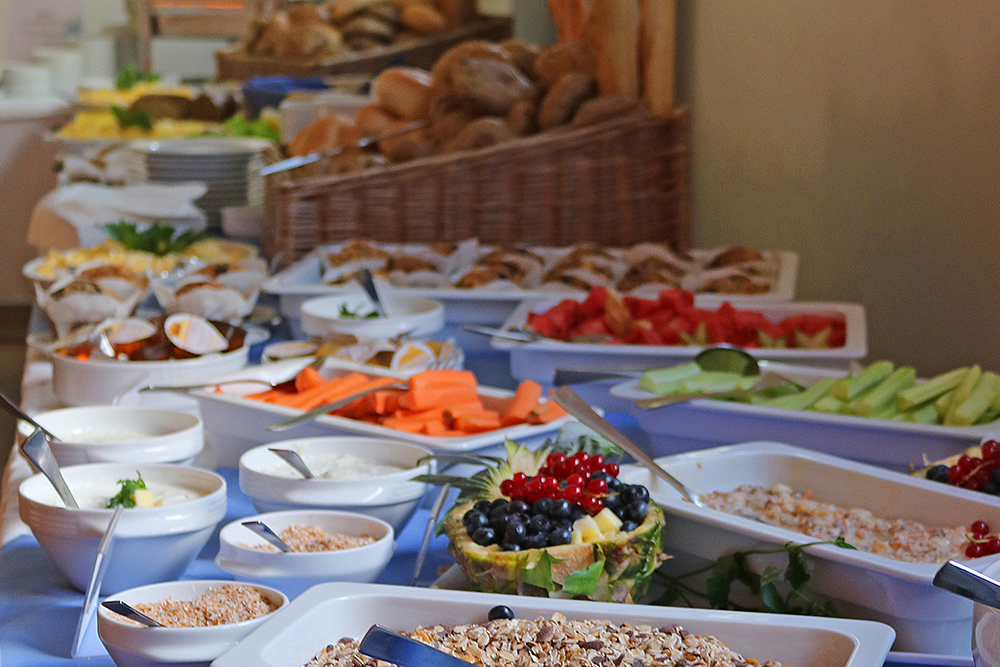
[520,550,563,592]
[760,565,783,586]
[831,536,857,550]
[732,552,760,594]
[784,548,810,589]
[759,582,785,613]
[561,559,605,597]
[705,554,737,608]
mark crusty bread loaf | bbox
[450,57,535,116]
[340,14,395,43]
[430,41,511,92]
[252,11,293,56]
[640,0,675,115]
[533,41,594,88]
[289,114,350,156]
[401,3,447,34]
[570,93,645,128]
[373,67,437,121]
[441,117,515,154]
[538,71,595,129]
[356,103,400,138]
[499,39,541,80]
[586,0,639,97]
[328,0,382,22]
[379,122,435,161]
[288,2,328,24]
[285,21,344,58]
[437,0,477,27]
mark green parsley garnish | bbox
[103,221,206,257]
[107,472,147,509]
[338,304,379,319]
[115,64,161,91]
[110,105,154,132]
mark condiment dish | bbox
[299,292,444,340]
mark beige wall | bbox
[679,0,1000,374]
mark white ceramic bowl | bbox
[15,406,203,466]
[238,437,433,532]
[974,560,1000,667]
[18,463,227,593]
[97,579,288,667]
[214,510,395,598]
[51,344,249,407]
[299,293,445,340]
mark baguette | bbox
[563,0,588,42]
[640,0,675,115]
[586,0,639,98]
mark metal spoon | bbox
[551,386,703,507]
[0,392,62,442]
[20,428,79,508]
[934,560,1000,610]
[101,600,164,627]
[356,268,387,318]
[241,520,293,553]
[359,625,476,667]
[266,382,408,432]
[268,448,315,479]
[461,324,612,344]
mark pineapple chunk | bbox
[573,516,603,543]
[571,529,584,545]
[594,508,623,533]
[133,489,155,508]
[602,531,619,541]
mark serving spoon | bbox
[101,600,164,628]
[551,386,703,508]
[241,521,293,553]
[268,448,316,479]
[359,625,475,667]
[266,382,408,432]
[934,560,1000,610]
[0,391,62,442]
[20,428,79,508]
[356,268,387,318]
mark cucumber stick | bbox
[892,402,939,424]
[813,395,846,413]
[831,360,894,401]
[851,367,916,417]
[639,362,701,394]
[759,377,837,411]
[679,372,759,394]
[942,365,983,424]
[948,371,1000,426]
[896,367,969,411]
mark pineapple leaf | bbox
[416,454,506,467]
[410,474,485,493]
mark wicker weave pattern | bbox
[266,108,690,262]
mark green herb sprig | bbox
[110,106,154,132]
[652,537,856,616]
[338,304,379,319]
[107,472,147,509]
[103,221,206,257]
[115,64,161,91]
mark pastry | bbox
[532,41,594,88]
[450,58,535,116]
[401,3,447,34]
[440,117,516,153]
[537,71,596,129]
[571,93,645,128]
[373,67,437,121]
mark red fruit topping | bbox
[587,478,608,494]
[512,472,528,486]
[987,536,1000,554]
[967,542,987,559]
[973,470,993,489]
[581,496,604,515]
[972,520,991,536]
[604,462,620,477]
[537,466,552,477]
[546,452,567,468]
[984,440,1000,461]
[569,452,590,469]
[588,454,606,472]
[957,455,978,473]
[948,466,965,483]
[567,474,586,487]
[563,485,583,503]
[500,479,514,496]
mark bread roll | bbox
[640,0,675,115]
[533,41,594,88]
[538,72,595,129]
[379,122,434,161]
[289,115,346,156]
[505,96,538,136]
[252,11,292,56]
[402,3,447,34]
[451,58,535,116]
[499,39,542,80]
[359,1,401,22]
[356,103,400,138]
[430,108,474,144]
[374,67,437,121]
[341,15,395,43]
[586,0,639,97]
[285,22,344,58]
[437,0,477,27]
[441,117,515,154]
[129,94,192,121]
[571,93,644,128]
[288,2,327,24]
[430,41,510,92]
[328,0,381,22]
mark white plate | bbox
[213,582,895,667]
[189,357,571,466]
[612,363,1000,468]
[128,138,272,156]
[617,441,1000,654]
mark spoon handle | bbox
[266,383,407,432]
[359,625,476,667]
[101,601,163,627]
[0,392,61,442]
[552,387,703,507]
[934,560,1000,609]
[356,269,387,318]
[20,429,78,508]
[241,521,292,552]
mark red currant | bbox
[564,485,583,503]
[542,477,559,493]
[973,470,992,489]
[512,472,528,486]
[604,462,620,477]
[588,454,606,472]
[570,452,590,469]
[581,496,604,514]
[987,536,1000,554]
[972,520,991,536]
[985,440,1000,461]
[546,452,567,469]
[567,474,586,487]
[537,466,552,477]
[587,478,608,494]
[967,542,986,558]
[500,479,514,496]
[958,455,978,473]
[948,465,964,483]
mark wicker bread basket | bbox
[265,107,690,263]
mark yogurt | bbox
[264,451,407,480]
[75,481,200,509]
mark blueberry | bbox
[532,497,555,517]
[490,498,509,513]
[984,481,1000,495]
[570,505,588,521]
[607,477,624,492]
[625,500,648,523]
[508,512,528,526]
[603,493,622,512]
[625,485,650,504]
[464,511,488,535]
[509,500,530,514]
[489,514,507,534]
[553,519,574,533]
[991,467,1000,485]
[489,504,508,521]
[528,514,551,534]
[525,532,548,549]
[550,499,573,521]
[925,464,950,484]
[475,500,493,515]
[504,543,522,552]
[472,527,496,546]
[619,520,638,533]
[548,527,572,546]
[488,605,515,621]
[590,470,611,482]
[505,521,527,545]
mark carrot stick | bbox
[398,384,480,411]
[528,399,568,424]
[309,376,400,414]
[454,411,503,434]
[381,417,426,434]
[245,387,296,403]
[280,373,370,411]
[407,369,477,392]
[501,380,544,426]
[294,365,326,393]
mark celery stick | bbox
[748,385,802,404]
[897,367,969,411]
[943,365,983,425]
[759,377,838,411]
[906,402,941,425]
[639,362,701,394]
[870,403,899,420]
[812,395,846,413]
[936,388,956,419]
[949,372,1000,426]
[852,367,917,417]
[831,361,894,401]
[975,408,1000,426]
[680,371,759,394]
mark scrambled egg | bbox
[78,82,194,107]
[57,110,216,141]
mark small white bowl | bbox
[18,463,227,593]
[15,406,203,466]
[238,437,434,532]
[97,579,288,667]
[299,293,445,340]
[214,510,395,598]
[974,559,1000,667]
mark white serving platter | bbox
[617,441,1000,655]
[494,300,867,386]
[213,582,894,667]
[262,248,801,329]
[189,357,572,467]
[611,363,1000,468]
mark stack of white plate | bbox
[125,138,270,225]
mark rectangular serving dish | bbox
[611,362,1000,468]
[616,441,1000,655]
[494,300,867,386]
[213,582,894,667]
[190,358,571,466]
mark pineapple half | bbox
[426,440,668,603]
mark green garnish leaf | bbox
[520,550,563,592]
[110,106,154,132]
[338,304,379,319]
[103,221,207,257]
[116,64,161,91]
[107,472,146,508]
[759,582,785,613]
[561,559,605,597]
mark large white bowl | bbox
[238,437,433,532]
[51,344,249,407]
[299,292,444,340]
[15,406,203,466]
[97,579,288,667]
[18,463,227,593]
[214,510,395,598]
